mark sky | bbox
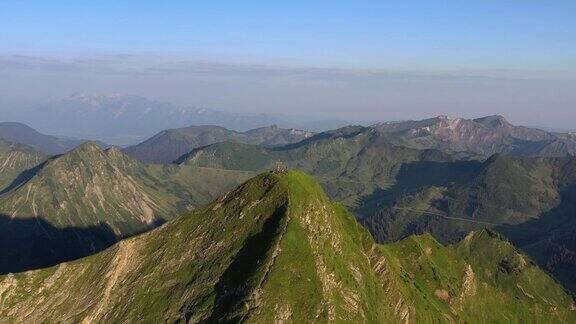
[1,1,575,128]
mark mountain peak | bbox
[49,142,131,172]
[474,115,511,128]
[1,170,574,322]
[75,140,101,149]
[66,140,104,155]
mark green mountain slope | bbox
[180,126,452,206]
[362,154,576,293]
[180,129,576,294]
[382,229,575,323]
[0,142,251,273]
[0,139,46,191]
[0,171,573,322]
[124,124,313,164]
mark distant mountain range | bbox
[374,115,576,158]
[1,172,573,322]
[0,122,107,155]
[124,124,314,163]
[0,94,348,145]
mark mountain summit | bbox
[373,115,575,158]
[1,171,573,322]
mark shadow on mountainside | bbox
[201,202,288,323]
[354,159,484,226]
[496,184,576,294]
[0,214,165,274]
[0,159,49,195]
[354,161,486,240]
[271,126,367,151]
[356,160,576,294]
[393,160,482,191]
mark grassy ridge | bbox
[124,125,313,164]
[179,126,576,294]
[0,171,573,322]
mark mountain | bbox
[374,115,576,158]
[177,127,576,293]
[0,142,252,273]
[360,154,576,292]
[0,171,573,322]
[0,122,106,155]
[178,126,452,205]
[3,94,347,145]
[0,139,46,190]
[243,125,315,147]
[124,125,314,164]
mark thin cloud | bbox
[1,54,563,82]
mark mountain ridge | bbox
[0,171,573,322]
[0,141,253,273]
[124,124,314,164]
[373,115,576,158]
[176,126,576,294]
[3,94,347,145]
[0,121,107,155]
[0,138,46,191]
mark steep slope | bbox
[382,229,575,323]
[177,126,576,293]
[124,124,313,164]
[0,121,106,155]
[362,154,576,292]
[0,172,573,322]
[0,142,252,273]
[374,115,576,158]
[0,139,46,191]
[364,155,559,239]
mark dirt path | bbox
[392,207,512,227]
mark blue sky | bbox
[2,1,575,71]
[1,1,575,128]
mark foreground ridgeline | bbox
[0,172,573,322]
